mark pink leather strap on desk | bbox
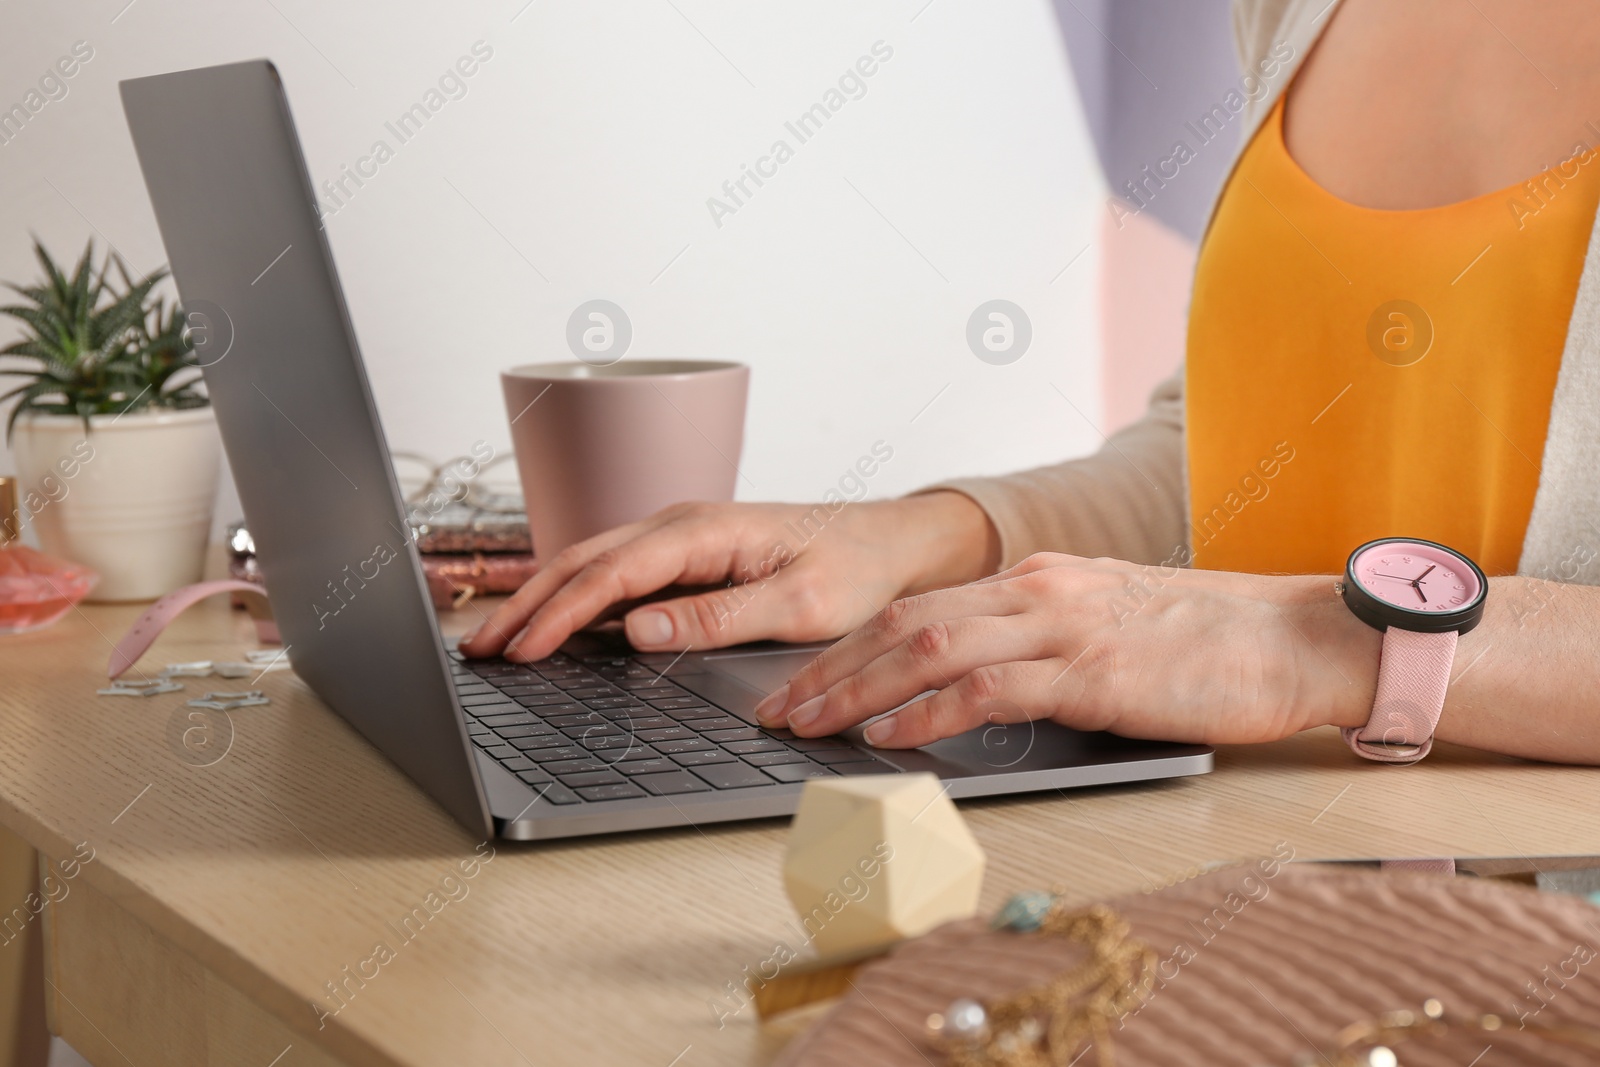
[1342,628,1456,764]
[108,580,275,679]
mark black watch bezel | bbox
[1341,536,1488,635]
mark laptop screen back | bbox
[120,60,491,836]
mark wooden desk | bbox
[1,595,1597,1066]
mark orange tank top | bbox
[1185,95,1600,576]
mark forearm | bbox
[878,491,1000,593]
[915,370,1189,569]
[1432,577,1600,762]
[1305,575,1600,764]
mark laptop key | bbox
[811,748,882,764]
[690,762,774,790]
[575,783,648,802]
[460,700,519,717]
[518,700,586,716]
[498,756,538,772]
[670,749,737,767]
[637,727,693,743]
[724,738,785,755]
[559,769,624,787]
[761,762,838,783]
[547,711,606,729]
[478,711,544,728]
[509,734,567,751]
[593,744,655,764]
[560,722,624,740]
[613,758,677,776]
[453,686,497,699]
[515,693,586,709]
[646,697,707,711]
[529,746,589,763]
[635,771,713,796]
[494,723,556,740]
[499,684,560,697]
[653,737,714,754]
[566,686,619,700]
[583,696,642,710]
[684,716,744,733]
[578,734,639,751]
[607,714,673,731]
[742,750,807,767]
[483,745,521,761]
[666,705,723,722]
[515,769,554,785]
[625,685,685,700]
[705,728,761,743]
[543,757,611,775]
[527,781,581,805]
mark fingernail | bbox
[864,716,897,746]
[754,684,790,725]
[461,625,482,646]
[787,695,825,730]
[628,610,674,648]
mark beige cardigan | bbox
[933,0,1600,585]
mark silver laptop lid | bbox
[120,60,492,837]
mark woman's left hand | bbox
[753,552,1383,749]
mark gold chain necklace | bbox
[926,902,1156,1067]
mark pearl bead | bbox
[1366,1048,1397,1067]
[944,998,989,1040]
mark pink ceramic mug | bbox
[500,361,750,563]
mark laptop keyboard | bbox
[447,648,897,804]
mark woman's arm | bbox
[1427,576,1600,762]
[923,370,1189,569]
[755,556,1600,766]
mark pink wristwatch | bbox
[1338,538,1487,764]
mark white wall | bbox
[0,0,1106,534]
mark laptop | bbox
[119,60,1212,841]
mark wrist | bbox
[881,491,1000,595]
[1285,574,1382,731]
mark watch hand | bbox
[1371,573,1414,581]
[1414,583,1427,604]
[1415,564,1437,583]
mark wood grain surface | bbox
[0,591,1595,1066]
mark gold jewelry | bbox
[926,901,1155,1067]
[1309,998,1600,1066]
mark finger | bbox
[623,564,842,652]
[457,518,655,657]
[505,518,759,661]
[756,580,1027,724]
[860,659,1062,748]
[781,615,1045,736]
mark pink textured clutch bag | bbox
[776,864,1600,1066]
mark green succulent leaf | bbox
[1,240,206,437]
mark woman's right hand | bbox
[457,491,998,663]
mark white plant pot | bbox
[10,407,221,602]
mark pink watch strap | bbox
[108,580,274,679]
[1342,628,1457,764]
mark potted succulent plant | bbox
[2,239,219,601]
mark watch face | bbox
[1343,537,1488,633]
[1350,540,1482,612]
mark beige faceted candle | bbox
[782,773,986,957]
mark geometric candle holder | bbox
[783,773,986,958]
